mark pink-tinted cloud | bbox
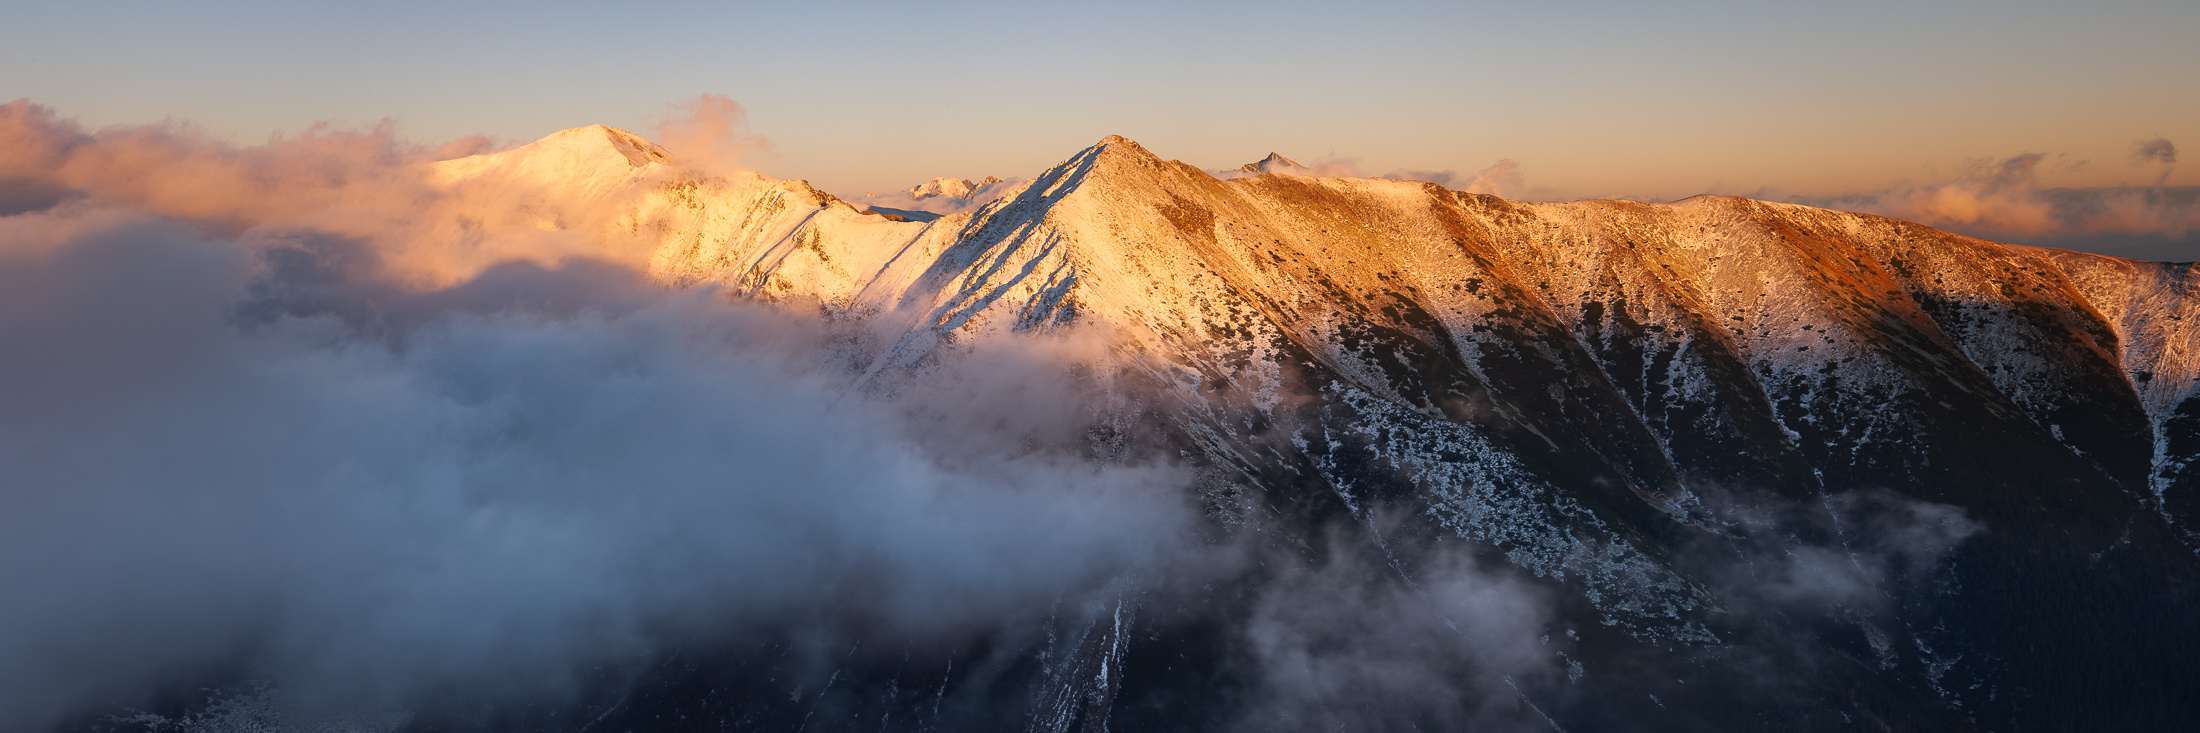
[0,99,702,286]
[1382,159,1526,198]
[1794,149,2199,245]
[1,100,443,232]
[649,94,773,175]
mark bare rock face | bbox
[409,129,2200,731]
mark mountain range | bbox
[404,125,2200,731]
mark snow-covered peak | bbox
[907,175,1011,201]
[577,124,675,167]
[1053,135,1171,172]
[908,177,972,200]
[429,124,671,196]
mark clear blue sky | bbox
[5,0,2194,199]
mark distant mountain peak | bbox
[533,124,673,168]
[423,124,682,216]
[906,175,1006,201]
[1239,152,1306,174]
[907,177,972,200]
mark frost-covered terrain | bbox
[386,127,2200,730]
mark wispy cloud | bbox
[649,94,773,175]
[1210,152,1536,200]
[1382,159,1527,198]
[2134,136,2178,187]
[1781,147,2200,256]
[1228,531,1560,731]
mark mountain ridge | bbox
[413,126,2200,729]
[474,124,2200,539]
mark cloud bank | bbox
[1227,533,1561,731]
[0,99,1595,732]
[0,96,794,287]
[0,101,1215,731]
[1784,146,2200,259]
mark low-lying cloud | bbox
[0,103,1206,731]
[1228,533,1559,732]
[0,96,781,287]
[1688,487,1981,606]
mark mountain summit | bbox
[422,130,2200,730]
[906,175,1005,200]
[1238,151,1306,174]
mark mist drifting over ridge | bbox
[5,96,2198,731]
[0,97,1588,733]
[0,103,1219,729]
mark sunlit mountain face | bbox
[5,103,2198,732]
